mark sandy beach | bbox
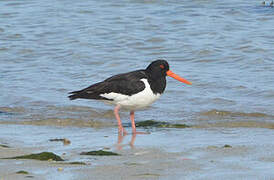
[1,124,274,180]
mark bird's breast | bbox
[100,78,161,110]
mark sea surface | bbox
[1,0,274,129]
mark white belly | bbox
[100,79,161,110]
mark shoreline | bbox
[1,124,274,179]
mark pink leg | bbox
[130,111,149,134]
[114,105,127,135]
[130,111,136,133]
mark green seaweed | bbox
[80,150,119,156]
[49,138,71,145]
[159,123,190,128]
[55,161,87,165]
[68,161,87,165]
[134,173,160,177]
[25,176,34,178]
[124,162,141,166]
[49,138,65,142]
[0,144,10,148]
[16,170,29,174]
[223,144,232,148]
[135,120,190,128]
[4,152,64,161]
[135,120,159,127]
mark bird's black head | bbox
[145,59,169,94]
[146,59,170,78]
[145,59,191,94]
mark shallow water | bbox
[1,124,274,179]
[1,1,274,127]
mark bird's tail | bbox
[68,91,82,100]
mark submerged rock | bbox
[4,152,64,161]
[80,150,120,156]
[135,120,190,128]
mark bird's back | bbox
[68,70,147,101]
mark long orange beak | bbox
[166,70,192,85]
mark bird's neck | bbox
[147,75,166,95]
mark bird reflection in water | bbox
[116,131,149,150]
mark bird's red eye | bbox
[160,64,164,69]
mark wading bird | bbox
[68,60,191,135]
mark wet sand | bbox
[1,124,274,180]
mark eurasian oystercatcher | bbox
[68,60,191,135]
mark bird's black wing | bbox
[68,70,147,101]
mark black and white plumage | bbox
[68,59,191,134]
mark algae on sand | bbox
[0,144,10,148]
[16,170,29,174]
[68,161,87,165]
[135,120,190,128]
[80,150,120,156]
[49,138,71,145]
[223,144,232,148]
[3,152,64,161]
[54,161,87,165]
[64,161,87,165]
